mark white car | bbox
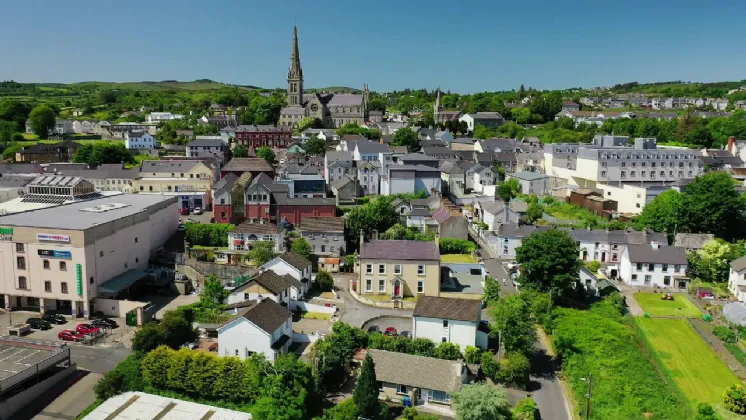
[193,207,203,215]
[507,261,519,270]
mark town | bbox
[2,14,746,420]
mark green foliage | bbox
[354,354,380,419]
[233,145,249,157]
[518,289,553,327]
[480,351,499,380]
[525,202,543,224]
[0,100,31,132]
[439,238,476,254]
[495,352,530,388]
[497,179,521,202]
[453,384,512,420]
[688,239,745,283]
[584,260,601,273]
[94,368,123,400]
[435,342,463,360]
[483,276,500,305]
[312,322,369,392]
[73,142,136,166]
[724,384,746,414]
[315,271,334,292]
[132,309,196,353]
[316,399,358,419]
[256,146,275,164]
[28,104,56,139]
[2,143,22,161]
[345,196,401,251]
[247,240,276,266]
[201,274,229,307]
[552,298,692,419]
[724,343,746,368]
[304,138,326,156]
[291,237,312,259]
[185,223,234,247]
[336,123,380,140]
[516,229,580,296]
[391,127,420,152]
[131,322,167,353]
[513,397,539,420]
[380,224,434,241]
[0,120,16,146]
[296,117,322,133]
[93,352,145,400]
[713,326,738,343]
[463,346,482,364]
[490,295,537,355]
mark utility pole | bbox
[584,373,593,420]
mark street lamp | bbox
[580,374,593,420]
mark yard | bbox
[635,318,740,408]
[634,292,702,317]
[440,254,475,263]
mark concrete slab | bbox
[32,371,102,420]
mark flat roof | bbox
[83,391,253,420]
[0,194,175,230]
[0,337,70,392]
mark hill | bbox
[67,80,263,92]
[610,80,746,98]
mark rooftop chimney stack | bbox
[728,136,736,154]
[651,241,659,249]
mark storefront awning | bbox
[98,269,150,297]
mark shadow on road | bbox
[8,369,91,420]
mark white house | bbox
[412,296,488,352]
[217,298,293,363]
[459,112,504,132]
[72,120,96,134]
[570,228,668,264]
[474,201,519,231]
[729,256,746,302]
[506,171,549,196]
[491,224,551,258]
[124,130,156,150]
[619,243,689,289]
[54,120,75,135]
[406,207,431,232]
[228,222,284,253]
[220,126,236,143]
[260,252,313,297]
[187,137,226,160]
[226,269,302,305]
[357,161,380,195]
[354,141,390,162]
[472,166,494,193]
[146,112,185,123]
[380,165,441,196]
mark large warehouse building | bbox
[0,194,178,317]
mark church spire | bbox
[287,25,304,107]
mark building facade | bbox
[235,125,293,149]
[358,240,441,298]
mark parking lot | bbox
[362,316,412,336]
[0,310,134,347]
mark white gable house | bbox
[412,296,488,352]
[218,298,293,363]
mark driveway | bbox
[363,316,412,336]
[481,257,518,296]
[331,272,412,327]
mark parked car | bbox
[400,331,411,338]
[193,207,203,215]
[180,207,190,216]
[26,318,52,330]
[384,327,398,336]
[91,318,118,329]
[42,313,67,325]
[178,224,186,232]
[367,325,380,333]
[76,323,101,335]
[507,261,519,270]
[58,330,86,342]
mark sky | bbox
[1,0,745,94]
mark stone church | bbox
[279,26,370,129]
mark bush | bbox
[513,398,539,420]
[439,238,476,255]
[185,223,235,247]
[584,260,601,273]
[480,351,499,380]
[713,326,738,343]
[94,369,123,400]
[494,352,530,388]
[315,271,334,292]
[724,384,746,414]
[464,346,482,364]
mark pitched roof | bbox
[140,160,202,173]
[479,200,505,215]
[432,207,452,224]
[277,251,312,270]
[508,171,548,181]
[390,146,408,154]
[368,349,464,393]
[223,158,274,173]
[408,207,432,217]
[187,138,225,147]
[241,270,293,294]
[331,175,356,190]
[626,244,687,264]
[413,296,482,322]
[674,233,715,249]
[356,141,391,154]
[299,216,345,233]
[233,222,280,235]
[360,240,440,261]
[472,111,503,120]
[342,134,367,141]
[273,195,336,206]
[213,173,238,195]
[732,255,746,272]
[498,223,552,238]
[224,298,292,333]
[398,153,438,162]
[325,150,353,162]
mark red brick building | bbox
[275,196,336,226]
[235,125,293,149]
[244,173,290,223]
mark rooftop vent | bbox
[79,203,131,213]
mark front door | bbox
[394,281,401,297]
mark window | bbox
[366,264,373,274]
[428,390,451,404]
[330,246,336,253]
[601,171,606,176]
[43,260,50,269]
[44,281,52,292]
[631,171,636,176]
[641,171,647,177]
[631,274,638,282]
[378,264,386,275]
[100,251,104,257]
[378,279,385,293]
[442,320,449,328]
[662,264,668,272]
[648,263,655,271]
[674,264,681,273]
[394,264,402,275]
[644,275,651,285]
[321,245,326,253]
[664,276,671,286]
[397,385,408,395]
[441,336,447,343]
[16,256,25,270]
[417,265,425,276]
[135,237,139,243]
[90,276,94,284]
[61,282,68,294]
[18,276,27,290]
[417,280,424,293]
[636,263,642,271]
[15,243,24,253]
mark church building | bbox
[279,26,371,129]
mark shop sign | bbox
[38,249,72,259]
[0,227,12,241]
[37,233,71,243]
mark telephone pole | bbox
[584,373,593,420]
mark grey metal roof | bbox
[356,141,391,154]
[368,349,464,393]
[732,255,746,272]
[272,195,335,206]
[508,171,548,181]
[626,244,687,264]
[360,240,439,261]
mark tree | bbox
[635,189,682,239]
[315,271,334,292]
[161,309,197,349]
[464,346,482,364]
[484,276,500,305]
[495,352,531,388]
[681,171,746,240]
[297,117,322,132]
[131,322,166,353]
[94,369,124,400]
[2,143,22,161]
[354,354,380,419]
[724,384,746,414]
[391,128,420,152]
[304,138,326,156]
[497,179,521,202]
[435,342,463,360]
[73,142,135,166]
[201,274,229,307]
[490,295,536,354]
[688,239,745,283]
[0,121,16,146]
[453,384,512,420]
[233,145,249,157]
[513,398,539,420]
[0,100,32,132]
[525,202,543,224]
[256,146,275,164]
[291,237,312,259]
[28,105,56,139]
[346,196,401,251]
[248,240,276,266]
[515,229,579,296]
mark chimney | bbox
[728,136,736,154]
[651,241,659,249]
[435,231,440,248]
[372,229,378,240]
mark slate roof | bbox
[509,171,548,181]
[272,195,336,206]
[626,244,687,264]
[674,233,715,249]
[360,240,440,261]
[238,270,293,295]
[325,150,353,162]
[331,175,356,190]
[280,107,306,116]
[389,146,408,154]
[479,200,505,215]
[498,224,552,238]
[278,251,312,270]
[408,207,432,217]
[413,296,481,322]
[233,222,280,235]
[472,112,504,120]
[140,160,202,172]
[214,173,238,195]
[732,255,746,272]
[398,153,438,162]
[328,94,364,106]
[224,298,292,334]
[299,216,345,233]
[187,138,225,147]
[223,158,274,173]
[420,140,448,148]
[450,137,477,144]
[432,207,451,224]
[422,147,456,158]
[356,141,391,154]
[342,134,367,141]
[368,349,464,394]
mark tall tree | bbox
[391,128,420,152]
[304,138,326,156]
[497,178,521,203]
[483,275,500,304]
[345,196,401,251]
[201,274,229,307]
[688,239,745,283]
[256,146,275,164]
[291,237,312,259]
[681,171,746,240]
[28,104,56,139]
[0,120,16,146]
[634,189,682,239]
[353,354,380,419]
[515,229,579,296]
[0,100,32,132]
[247,240,276,266]
[453,384,512,420]
[233,145,249,157]
[490,295,536,354]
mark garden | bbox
[634,292,702,318]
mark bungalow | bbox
[412,296,488,352]
[227,269,302,305]
[217,298,293,363]
[260,252,313,296]
[619,243,689,289]
[228,222,285,253]
[729,256,746,302]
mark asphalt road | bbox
[331,273,413,327]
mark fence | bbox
[289,301,336,314]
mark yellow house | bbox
[357,239,441,299]
[133,160,217,211]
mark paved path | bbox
[619,285,644,316]
[30,372,103,420]
[529,333,573,420]
[332,273,412,327]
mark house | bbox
[367,349,468,415]
[474,201,519,231]
[221,158,275,179]
[354,141,391,162]
[299,216,345,260]
[187,137,226,161]
[72,120,97,134]
[235,125,293,149]
[212,173,239,223]
[358,239,441,299]
[381,165,441,196]
[244,173,285,222]
[492,224,552,258]
[146,112,184,123]
[260,252,313,296]
[331,175,358,205]
[134,160,216,211]
[357,161,381,195]
[229,222,285,253]
[579,266,618,296]
[53,119,75,135]
[459,112,504,132]
[674,233,714,251]
[227,270,301,305]
[217,298,293,363]
[14,140,79,163]
[432,206,469,240]
[124,130,157,150]
[571,228,667,264]
[422,147,457,160]
[406,207,432,232]
[562,101,580,112]
[396,153,439,169]
[412,296,487,351]
[506,171,549,195]
[729,256,746,302]
[620,243,689,289]
[392,198,412,217]
[324,150,355,185]
[273,195,336,226]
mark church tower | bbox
[287,25,304,107]
[434,87,443,114]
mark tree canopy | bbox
[345,196,401,251]
[515,229,580,296]
[453,384,512,420]
[490,295,537,354]
[247,240,276,266]
[291,237,312,259]
[353,354,380,419]
[28,104,56,139]
[391,128,420,152]
[304,138,326,156]
[233,145,250,157]
[256,146,275,164]
[497,179,521,202]
[73,142,136,166]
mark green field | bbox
[440,254,475,263]
[634,292,702,317]
[636,318,740,404]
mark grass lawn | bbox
[191,245,229,251]
[634,292,702,317]
[440,254,475,263]
[301,312,332,320]
[635,318,740,405]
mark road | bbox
[331,272,412,327]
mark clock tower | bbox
[287,25,304,108]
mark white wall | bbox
[219,317,291,363]
[729,268,746,301]
[262,260,310,295]
[620,248,687,288]
[412,316,479,352]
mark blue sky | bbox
[1,0,745,93]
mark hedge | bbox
[439,238,476,255]
[185,223,235,247]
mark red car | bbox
[180,207,190,215]
[58,329,85,342]
[384,327,398,336]
[76,323,101,335]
